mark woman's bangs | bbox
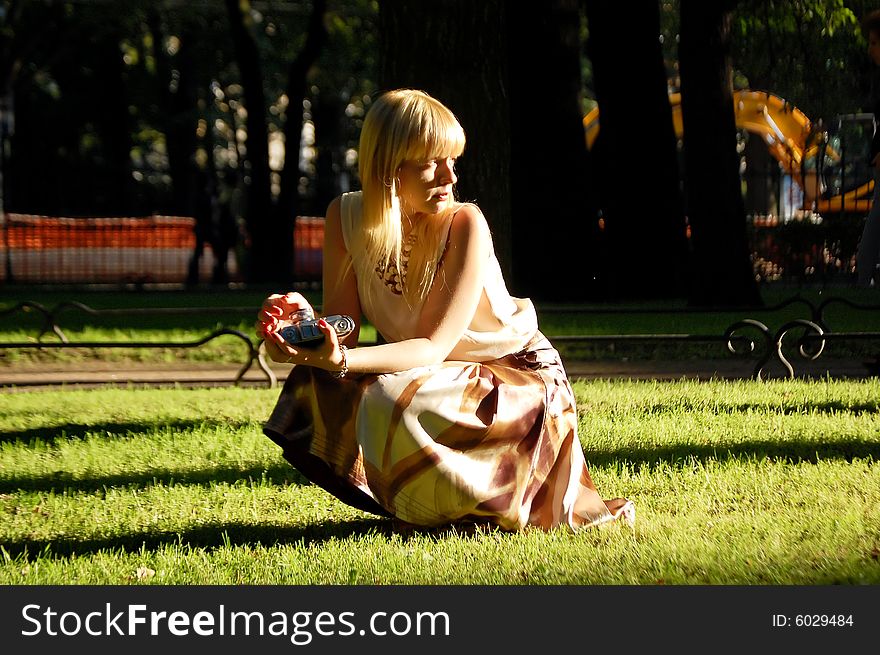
[405,108,465,162]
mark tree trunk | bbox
[584,0,688,300]
[225,0,276,283]
[148,10,198,219]
[679,0,761,306]
[278,0,327,283]
[378,0,513,278]
[92,34,134,215]
[0,0,26,95]
[506,0,600,300]
[311,90,346,213]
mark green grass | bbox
[1,379,878,585]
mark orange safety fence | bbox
[0,214,325,283]
[3,214,198,249]
[294,216,324,280]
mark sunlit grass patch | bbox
[1,380,878,585]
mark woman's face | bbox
[396,156,458,217]
[869,30,880,66]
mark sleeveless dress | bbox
[263,192,633,531]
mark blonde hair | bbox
[353,89,466,307]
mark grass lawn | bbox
[1,378,878,585]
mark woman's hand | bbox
[256,292,314,334]
[255,293,345,372]
[265,317,346,372]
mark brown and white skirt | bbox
[263,333,634,531]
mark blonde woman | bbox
[257,89,633,531]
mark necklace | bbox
[375,232,417,295]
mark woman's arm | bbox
[342,203,490,373]
[320,196,362,348]
[258,196,361,364]
[261,203,491,374]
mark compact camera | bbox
[278,313,355,348]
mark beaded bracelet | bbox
[331,345,348,379]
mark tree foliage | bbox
[2,0,379,284]
[732,0,864,120]
[3,0,876,294]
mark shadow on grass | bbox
[4,436,878,495]
[585,436,880,471]
[0,516,477,561]
[0,419,259,446]
[578,401,880,417]
[707,401,878,416]
[0,462,309,495]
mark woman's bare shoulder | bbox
[326,195,343,219]
[450,202,491,239]
[324,195,346,247]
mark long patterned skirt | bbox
[263,333,633,531]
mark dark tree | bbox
[148,11,217,284]
[311,89,346,213]
[148,9,199,220]
[4,1,131,216]
[584,0,688,300]
[278,0,328,234]
[225,0,275,282]
[506,0,599,300]
[225,0,328,284]
[0,0,25,96]
[378,0,514,277]
[379,1,615,298]
[679,0,761,305]
[305,0,380,214]
[1,0,28,239]
[92,33,135,215]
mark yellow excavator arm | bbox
[583,89,873,213]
